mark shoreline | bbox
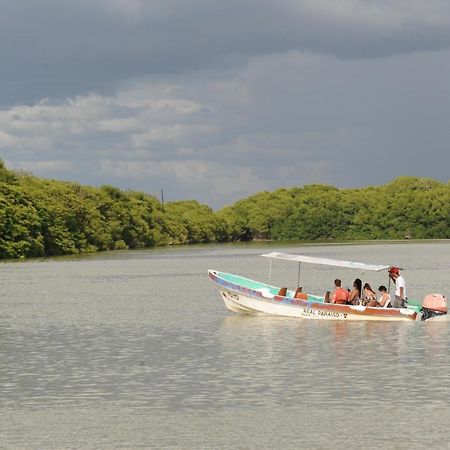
[2,238,449,263]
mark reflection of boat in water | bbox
[208,252,447,322]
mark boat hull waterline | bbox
[209,270,418,322]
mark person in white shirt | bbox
[388,267,406,308]
[377,285,391,308]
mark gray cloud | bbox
[1,1,450,207]
[2,1,450,104]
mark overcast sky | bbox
[1,0,450,208]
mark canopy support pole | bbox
[268,258,273,284]
[297,262,301,287]
[360,271,365,305]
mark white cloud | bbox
[0,87,213,155]
[93,158,268,206]
[130,124,221,148]
[94,118,141,133]
[0,131,17,148]
[13,160,75,174]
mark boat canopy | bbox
[261,252,390,272]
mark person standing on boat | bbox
[331,279,349,304]
[389,267,406,308]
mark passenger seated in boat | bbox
[377,285,391,308]
[330,279,349,304]
[294,286,308,300]
[348,278,362,305]
[363,283,377,307]
[277,287,288,297]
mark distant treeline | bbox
[0,160,449,259]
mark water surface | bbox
[1,241,450,449]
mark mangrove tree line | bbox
[0,160,449,259]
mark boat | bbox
[208,252,446,322]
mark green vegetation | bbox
[0,161,225,259]
[0,160,449,259]
[226,179,450,241]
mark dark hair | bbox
[334,279,342,287]
[364,282,375,294]
[354,278,362,294]
[378,285,387,292]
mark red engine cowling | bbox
[421,293,447,321]
[423,293,447,313]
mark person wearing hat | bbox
[389,267,406,308]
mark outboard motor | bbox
[421,293,448,321]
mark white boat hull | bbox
[209,270,418,322]
[220,289,416,321]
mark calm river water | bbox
[1,241,450,449]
